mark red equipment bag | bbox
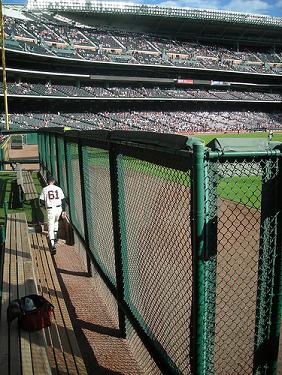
[7,294,54,332]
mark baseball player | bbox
[39,176,66,255]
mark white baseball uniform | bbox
[40,185,65,245]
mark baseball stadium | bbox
[0,0,282,374]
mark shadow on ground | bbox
[54,259,123,375]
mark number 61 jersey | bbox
[39,185,65,208]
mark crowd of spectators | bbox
[4,15,282,75]
[1,81,281,101]
[2,110,281,133]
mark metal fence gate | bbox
[37,128,282,375]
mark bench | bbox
[30,232,87,374]
[16,164,38,205]
[0,213,87,374]
[0,213,51,375]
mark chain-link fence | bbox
[82,145,116,285]
[65,139,85,239]
[205,157,279,374]
[37,128,282,375]
[118,155,192,373]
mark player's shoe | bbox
[50,246,56,255]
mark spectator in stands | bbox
[4,15,282,74]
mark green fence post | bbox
[78,142,92,277]
[64,138,76,223]
[109,146,126,338]
[192,141,206,375]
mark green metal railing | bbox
[37,127,282,375]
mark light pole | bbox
[0,0,9,130]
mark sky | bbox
[2,0,282,17]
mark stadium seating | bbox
[1,7,281,137]
[3,80,281,101]
[2,111,281,133]
[4,15,282,75]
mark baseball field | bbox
[196,131,282,144]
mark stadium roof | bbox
[4,2,282,45]
[26,1,282,29]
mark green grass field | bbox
[218,176,262,209]
[196,131,282,145]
